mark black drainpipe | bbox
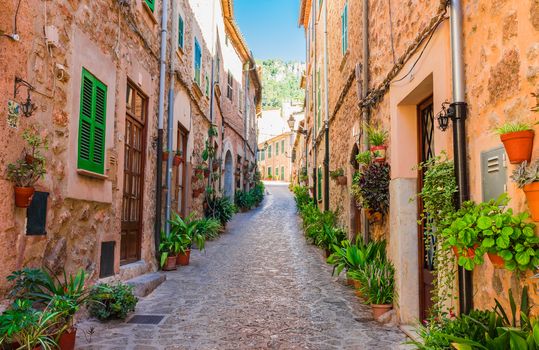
[450,0,472,314]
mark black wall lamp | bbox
[14,77,37,117]
[436,101,454,132]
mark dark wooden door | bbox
[121,82,147,265]
[174,124,188,217]
[418,96,435,321]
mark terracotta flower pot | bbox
[337,176,347,186]
[14,186,35,208]
[500,130,534,164]
[58,327,77,350]
[524,182,539,221]
[177,249,191,266]
[351,279,361,290]
[173,155,183,166]
[25,154,41,165]
[370,145,387,163]
[371,304,393,320]
[162,255,177,271]
[487,252,505,269]
[212,163,220,171]
[452,244,479,258]
[162,151,169,161]
[324,249,332,258]
[203,169,210,178]
[366,209,382,222]
[346,277,355,286]
[354,289,364,298]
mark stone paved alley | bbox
[76,183,408,349]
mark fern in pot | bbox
[357,260,396,320]
[511,160,539,221]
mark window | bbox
[239,89,243,112]
[281,140,285,153]
[227,71,233,100]
[276,142,279,155]
[178,15,184,50]
[145,0,154,12]
[317,167,323,201]
[261,150,265,161]
[268,145,272,158]
[216,56,220,83]
[281,166,285,181]
[194,38,202,86]
[341,2,348,55]
[205,75,209,96]
[78,68,107,174]
[268,167,272,177]
[276,167,279,178]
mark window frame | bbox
[194,38,202,86]
[341,2,349,55]
[178,14,185,50]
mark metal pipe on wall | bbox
[449,0,472,315]
[312,0,318,203]
[323,0,330,212]
[155,0,170,254]
[361,0,370,242]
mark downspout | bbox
[155,0,170,254]
[323,0,330,212]
[207,0,217,195]
[165,0,176,234]
[361,0,370,242]
[450,0,472,315]
[243,63,250,190]
[312,0,318,203]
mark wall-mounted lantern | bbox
[14,77,37,118]
[436,101,454,132]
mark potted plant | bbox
[7,157,46,208]
[329,168,347,185]
[358,261,395,320]
[353,162,390,220]
[494,120,537,164]
[212,158,221,171]
[169,212,205,266]
[173,150,183,166]
[512,160,539,221]
[162,149,170,161]
[159,231,179,271]
[355,151,372,168]
[22,129,48,165]
[366,124,388,163]
[88,283,138,321]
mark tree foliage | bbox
[258,59,304,110]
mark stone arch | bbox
[224,150,234,199]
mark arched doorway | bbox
[224,151,234,199]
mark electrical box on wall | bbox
[481,147,507,202]
[44,25,59,48]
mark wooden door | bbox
[174,124,188,217]
[121,82,147,265]
[418,96,435,321]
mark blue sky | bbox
[234,0,305,62]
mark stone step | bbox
[125,272,166,297]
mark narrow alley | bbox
[76,183,407,350]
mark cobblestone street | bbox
[76,183,408,349]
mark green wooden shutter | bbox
[318,167,323,201]
[194,39,201,85]
[145,0,154,12]
[178,15,184,49]
[78,68,107,175]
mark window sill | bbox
[77,168,108,180]
[142,2,158,25]
[339,50,349,72]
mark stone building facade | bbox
[295,0,539,324]
[257,132,294,182]
[0,0,260,296]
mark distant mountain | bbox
[258,59,305,110]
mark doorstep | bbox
[399,324,421,343]
[125,272,166,297]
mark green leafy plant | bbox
[329,168,344,179]
[314,223,346,252]
[327,237,387,277]
[6,268,50,300]
[511,160,539,188]
[235,190,255,210]
[366,124,388,146]
[169,212,206,252]
[6,159,46,187]
[22,128,49,163]
[88,283,138,321]
[355,151,372,166]
[159,231,184,267]
[292,185,311,209]
[356,260,395,305]
[493,120,538,135]
[195,217,222,240]
[440,194,539,271]
[205,196,237,226]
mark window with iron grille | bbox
[78,68,107,174]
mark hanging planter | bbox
[494,121,536,164]
[162,151,169,161]
[451,244,479,259]
[337,176,347,186]
[366,209,382,222]
[203,169,210,178]
[511,160,539,221]
[370,145,387,163]
[173,154,183,166]
[14,187,35,208]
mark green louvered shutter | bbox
[317,167,322,201]
[145,0,155,12]
[78,68,107,175]
[178,15,184,49]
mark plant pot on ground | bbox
[357,261,395,321]
[512,160,539,221]
[168,212,205,266]
[176,249,191,266]
[494,121,536,164]
[57,326,77,350]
